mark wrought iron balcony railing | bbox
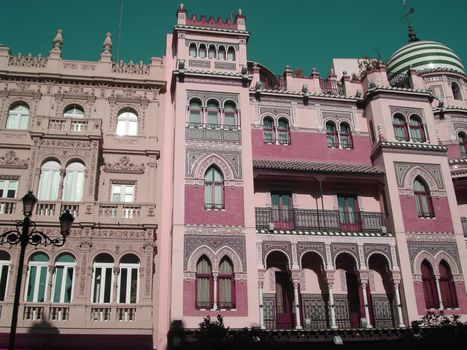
[255,207,387,233]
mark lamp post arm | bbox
[8,216,30,350]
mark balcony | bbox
[0,199,155,224]
[255,208,387,233]
[0,302,151,329]
[185,122,241,143]
[33,116,102,138]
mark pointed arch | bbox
[413,250,436,275]
[434,251,460,275]
[187,245,216,272]
[214,246,243,273]
[404,168,440,192]
[193,153,235,181]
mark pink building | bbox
[0,5,467,350]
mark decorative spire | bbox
[52,29,63,51]
[408,25,419,42]
[237,8,243,15]
[103,32,112,54]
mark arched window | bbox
[439,260,458,308]
[227,47,235,61]
[189,43,197,58]
[421,260,439,309]
[62,162,85,202]
[38,160,61,201]
[52,253,75,303]
[224,102,236,129]
[26,252,49,302]
[204,166,224,209]
[63,105,84,118]
[116,110,138,136]
[393,114,409,141]
[218,46,226,60]
[196,256,212,309]
[198,44,207,58]
[458,132,467,157]
[263,117,274,144]
[451,82,462,100]
[92,253,114,304]
[277,118,290,145]
[218,257,235,309]
[189,99,202,124]
[64,105,85,131]
[206,100,219,127]
[409,115,426,142]
[413,177,434,218]
[326,121,338,147]
[6,103,29,130]
[340,122,353,149]
[208,45,216,59]
[0,251,10,301]
[118,254,140,304]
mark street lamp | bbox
[0,191,74,350]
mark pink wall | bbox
[446,143,461,160]
[185,185,245,226]
[183,278,248,316]
[413,281,467,315]
[251,130,372,164]
[400,195,454,232]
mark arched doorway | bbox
[265,251,295,329]
[301,252,329,329]
[335,253,360,328]
[368,254,395,327]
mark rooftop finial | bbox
[408,25,419,42]
[238,8,243,15]
[179,3,184,11]
[52,29,63,51]
[103,32,112,54]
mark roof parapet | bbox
[176,4,246,31]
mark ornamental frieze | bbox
[104,156,145,174]
[394,162,444,190]
[330,243,359,268]
[0,150,28,169]
[185,226,244,236]
[296,242,326,265]
[262,241,292,267]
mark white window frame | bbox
[118,262,140,304]
[38,161,61,201]
[62,162,85,202]
[51,259,75,304]
[25,260,49,303]
[91,262,114,304]
[6,104,30,130]
[0,179,18,199]
[111,184,135,203]
[116,111,138,136]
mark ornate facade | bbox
[0,5,467,350]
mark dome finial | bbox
[408,25,419,42]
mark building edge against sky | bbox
[0,4,466,350]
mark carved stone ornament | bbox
[104,156,145,174]
[0,151,29,169]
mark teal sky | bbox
[0,0,465,75]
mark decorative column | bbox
[212,273,218,310]
[361,280,372,328]
[434,276,444,310]
[57,168,66,200]
[293,282,302,329]
[112,267,120,303]
[259,281,265,329]
[393,281,405,327]
[328,282,337,329]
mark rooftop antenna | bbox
[401,0,418,42]
[116,0,124,61]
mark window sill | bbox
[204,207,226,211]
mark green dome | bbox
[387,31,465,81]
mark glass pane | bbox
[120,269,128,303]
[38,266,47,302]
[6,114,19,129]
[214,184,223,207]
[128,121,137,135]
[19,115,29,129]
[27,266,37,302]
[130,268,138,303]
[93,268,102,303]
[104,268,112,303]
[0,265,8,301]
[50,170,60,200]
[53,267,64,303]
[65,267,73,303]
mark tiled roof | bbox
[368,85,431,94]
[253,159,385,176]
[417,67,467,78]
[248,88,358,100]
